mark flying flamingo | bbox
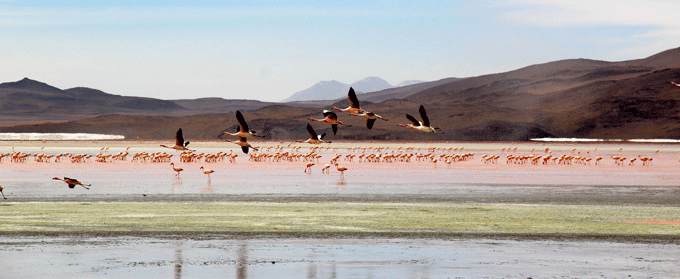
[224,110,265,138]
[308,110,351,135]
[350,111,388,129]
[226,137,259,154]
[200,166,215,177]
[52,177,90,190]
[398,105,444,134]
[170,163,183,176]
[671,81,680,87]
[161,128,195,151]
[332,87,365,114]
[298,123,330,144]
[0,185,6,199]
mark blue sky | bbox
[1,1,678,102]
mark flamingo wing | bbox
[175,128,185,147]
[64,177,78,184]
[241,146,249,154]
[323,110,338,120]
[236,110,249,132]
[306,123,318,139]
[405,114,420,126]
[332,124,338,135]
[347,87,361,108]
[418,105,430,127]
[367,118,376,129]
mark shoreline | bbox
[2,191,680,205]
[2,231,680,244]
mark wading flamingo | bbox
[0,185,6,199]
[308,110,351,135]
[335,164,348,178]
[398,105,444,134]
[332,87,365,114]
[52,177,90,190]
[350,111,388,129]
[200,166,215,177]
[161,128,195,151]
[224,110,265,138]
[170,163,183,176]
[304,163,314,173]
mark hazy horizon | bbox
[2,1,679,102]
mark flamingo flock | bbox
[1,84,673,200]
[0,141,665,200]
[214,87,441,154]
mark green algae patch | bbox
[1,202,679,236]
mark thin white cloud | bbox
[502,0,679,28]
[499,0,680,61]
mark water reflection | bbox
[174,244,183,279]
[307,262,318,279]
[3,237,675,278]
[203,177,213,193]
[237,243,247,279]
[330,264,337,279]
[336,178,346,192]
[172,177,183,192]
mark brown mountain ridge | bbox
[1,47,680,141]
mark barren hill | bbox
[2,47,679,141]
[0,79,275,124]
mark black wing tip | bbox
[367,118,376,129]
[306,123,318,138]
[405,114,419,126]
